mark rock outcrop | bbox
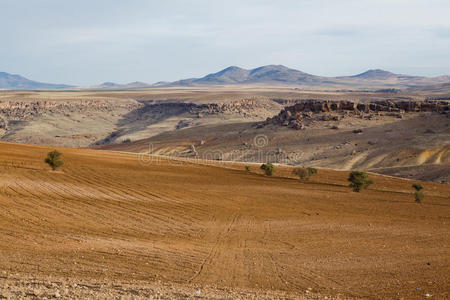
[0,100,142,121]
[264,100,449,130]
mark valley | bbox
[1,88,448,183]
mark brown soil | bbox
[0,142,449,299]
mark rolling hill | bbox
[2,66,450,90]
[0,142,449,298]
[83,81,153,90]
[0,72,73,90]
[168,65,450,88]
[172,65,324,86]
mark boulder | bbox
[322,114,332,121]
[303,111,313,118]
[291,121,305,130]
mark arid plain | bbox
[0,87,449,299]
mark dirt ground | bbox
[101,112,450,183]
[0,142,449,299]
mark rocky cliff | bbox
[264,100,449,130]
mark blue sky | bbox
[1,0,449,85]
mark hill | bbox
[0,142,449,298]
[350,69,397,80]
[168,65,450,88]
[0,72,73,90]
[2,67,450,90]
[80,81,153,90]
[171,65,325,86]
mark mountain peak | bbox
[200,66,250,84]
[353,69,396,79]
[222,66,244,71]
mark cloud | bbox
[0,0,449,84]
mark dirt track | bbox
[0,142,449,299]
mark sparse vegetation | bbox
[44,150,64,170]
[414,191,424,203]
[122,138,131,143]
[412,184,424,203]
[293,166,318,181]
[348,171,373,192]
[375,88,399,93]
[260,163,274,176]
[412,183,423,191]
[245,165,250,172]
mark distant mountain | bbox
[350,69,397,80]
[171,65,325,86]
[2,67,450,90]
[81,81,152,90]
[167,65,450,88]
[99,82,120,87]
[0,72,73,90]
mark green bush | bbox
[412,184,424,203]
[245,165,250,172]
[44,150,64,170]
[260,163,274,176]
[308,167,318,175]
[414,191,424,203]
[293,167,318,181]
[412,183,423,191]
[348,171,373,192]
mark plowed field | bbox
[0,142,449,299]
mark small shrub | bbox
[44,150,64,170]
[245,165,250,172]
[412,184,424,203]
[348,171,373,192]
[122,138,131,143]
[414,191,424,203]
[308,167,318,175]
[412,183,423,191]
[260,163,274,176]
[293,166,318,181]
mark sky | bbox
[1,0,449,85]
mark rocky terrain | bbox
[0,93,282,147]
[263,99,449,130]
[1,89,449,183]
[0,274,310,300]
